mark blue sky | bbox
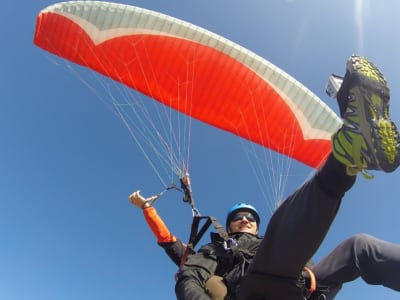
[2,0,400,299]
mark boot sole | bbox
[347,55,399,172]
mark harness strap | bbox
[180,215,232,267]
[303,266,317,299]
[180,174,199,213]
[190,216,212,247]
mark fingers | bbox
[129,190,147,208]
[128,190,140,203]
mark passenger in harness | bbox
[176,202,400,299]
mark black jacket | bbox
[175,232,262,300]
[159,238,188,267]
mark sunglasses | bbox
[231,213,257,223]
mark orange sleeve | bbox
[143,206,177,243]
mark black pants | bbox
[238,154,354,299]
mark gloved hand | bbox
[129,190,148,209]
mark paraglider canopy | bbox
[34,1,341,169]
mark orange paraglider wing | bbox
[34,1,341,168]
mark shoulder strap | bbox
[180,215,233,267]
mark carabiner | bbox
[223,238,238,251]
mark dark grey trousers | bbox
[313,233,400,299]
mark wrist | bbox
[142,202,151,209]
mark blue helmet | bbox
[226,203,260,228]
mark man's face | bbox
[228,211,258,235]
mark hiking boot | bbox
[332,55,400,173]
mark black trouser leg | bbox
[238,154,356,299]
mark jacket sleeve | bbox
[175,244,218,300]
[143,206,176,243]
[143,206,188,266]
[158,238,188,267]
